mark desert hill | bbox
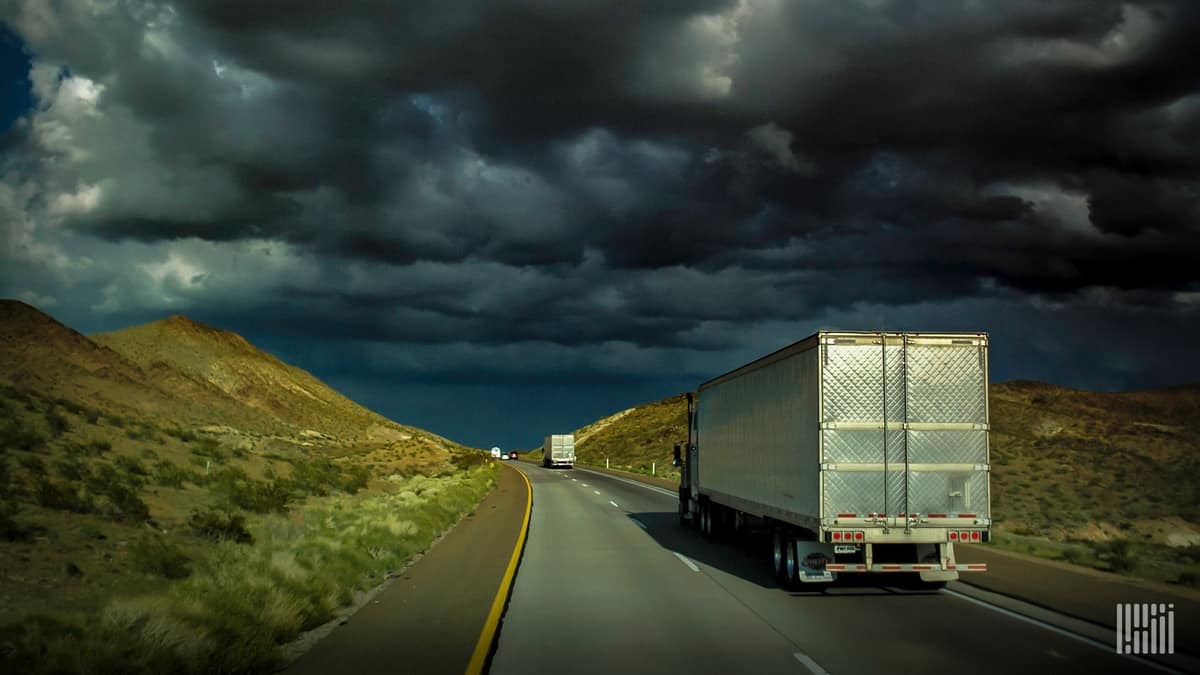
[91,315,417,443]
[0,299,492,672]
[0,300,270,432]
[567,380,1200,585]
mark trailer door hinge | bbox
[975,464,990,472]
[821,421,837,430]
[973,423,990,431]
[820,463,836,471]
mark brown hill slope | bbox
[0,300,268,432]
[91,315,417,442]
[571,381,1200,585]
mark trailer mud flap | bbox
[797,541,837,583]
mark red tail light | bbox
[970,531,981,541]
[854,531,864,541]
[949,531,959,540]
[832,531,842,541]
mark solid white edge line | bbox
[673,552,699,572]
[941,589,1181,674]
[574,467,678,498]
[593,490,601,495]
[793,652,831,675]
[609,500,619,508]
[631,518,647,530]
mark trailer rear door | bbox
[819,333,990,529]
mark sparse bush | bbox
[140,446,158,459]
[89,440,113,455]
[0,500,34,542]
[114,455,149,477]
[191,437,229,464]
[19,455,47,476]
[1,419,47,452]
[94,482,150,522]
[341,465,370,494]
[1178,571,1198,587]
[107,415,126,428]
[289,457,343,496]
[129,534,192,579]
[34,478,94,513]
[188,509,253,544]
[1095,539,1138,573]
[85,410,101,425]
[44,408,70,436]
[55,458,90,482]
[152,460,198,488]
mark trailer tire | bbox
[772,528,785,581]
[784,533,799,588]
[678,491,690,528]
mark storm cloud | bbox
[1,0,1198,446]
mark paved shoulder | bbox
[288,463,530,675]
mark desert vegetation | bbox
[0,384,497,674]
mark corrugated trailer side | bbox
[695,337,821,530]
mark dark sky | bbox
[1,1,1198,450]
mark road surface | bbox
[490,463,1181,675]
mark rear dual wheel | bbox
[773,529,801,589]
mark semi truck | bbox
[675,331,991,587]
[542,434,576,469]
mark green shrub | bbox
[0,500,34,542]
[1095,539,1138,573]
[341,465,370,494]
[129,534,192,579]
[88,440,113,455]
[191,437,229,464]
[289,457,342,496]
[151,460,197,488]
[19,455,47,476]
[34,479,94,513]
[1178,571,1198,587]
[44,408,70,436]
[55,458,90,482]
[188,509,253,544]
[224,479,292,514]
[114,455,149,477]
[1,420,47,452]
[97,482,150,522]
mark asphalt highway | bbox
[490,463,1177,675]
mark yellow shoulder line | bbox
[465,464,532,675]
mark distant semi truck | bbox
[675,331,991,587]
[542,434,576,468]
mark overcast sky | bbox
[1,1,1198,450]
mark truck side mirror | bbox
[672,444,682,467]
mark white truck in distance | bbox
[542,434,576,469]
[676,331,991,587]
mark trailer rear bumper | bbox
[825,563,987,572]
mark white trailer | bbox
[676,331,991,587]
[542,434,576,469]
